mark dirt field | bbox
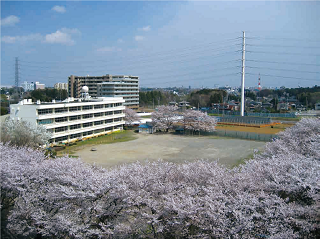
[75,134,266,168]
[216,123,293,134]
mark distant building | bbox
[35,82,45,90]
[68,74,139,109]
[21,81,35,91]
[10,96,125,145]
[315,102,320,110]
[54,83,68,91]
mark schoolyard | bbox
[74,133,266,168]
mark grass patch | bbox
[57,130,137,156]
[141,115,152,118]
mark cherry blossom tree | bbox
[1,118,52,148]
[181,109,217,134]
[151,105,179,132]
[1,117,319,238]
[124,107,140,125]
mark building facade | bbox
[54,83,68,91]
[21,81,35,91]
[68,74,139,109]
[35,82,45,90]
[97,76,139,109]
[10,97,125,145]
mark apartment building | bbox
[35,82,45,90]
[21,81,35,92]
[97,76,139,109]
[68,74,139,109]
[54,82,68,91]
[10,97,125,145]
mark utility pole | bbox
[240,31,246,116]
[15,57,20,95]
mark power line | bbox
[246,36,320,42]
[246,44,320,49]
[19,39,241,65]
[246,66,320,74]
[19,59,241,76]
[247,50,320,57]
[141,72,241,87]
[246,59,320,67]
[246,72,320,82]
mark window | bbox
[105,111,113,116]
[55,117,68,123]
[55,108,68,113]
[114,110,123,115]
[115,103,122,107]
[55,126,68,133]
[94,104,103,109]
[105,127,113,131]
[70,133,81,139]
[83,122,93,128]
[105,119,113,124]
[83,114,93,119]
[70,124,81,130]
[94,120,103,126]
[38,119,53,125]
[38,109,53,115]
[69,106,81,112]
[69,115,81,121]
[82,105,93,110]
[94,112,103,117]
[82,131,93,136]
[54,136,68,142]
[105,104,112,108]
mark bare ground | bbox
[75,133,266,168]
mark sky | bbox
[1,1,320,89]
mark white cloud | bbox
[135,35,145,41]
[44,28,80,45]
[2,28,80,45]
[0,15,20,26]
[117,39,124,43]
[138,25,151,31]
[1,34,43,43]
[52,5,66,13]
[96,47,122,53]
[45,31,74,45]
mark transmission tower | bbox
[15,57,20,93]
[240,31,246,117]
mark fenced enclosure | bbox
[205,110,297,118]
[204,129,277,142]
[216,116,271,125]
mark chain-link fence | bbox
[203,129,277,142]
[216,116,271,125]
[205,110,296,118]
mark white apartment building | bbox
[10,97,125,145]
[97,76,139,109]
[21,81,35,91]
[54,82,68,91]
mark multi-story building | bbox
[54,83,68,91]
[21,81,35,91]
[68,74,139,109]
[97,76,139,109]
[10,96,125,145]
[35,82,45,90]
